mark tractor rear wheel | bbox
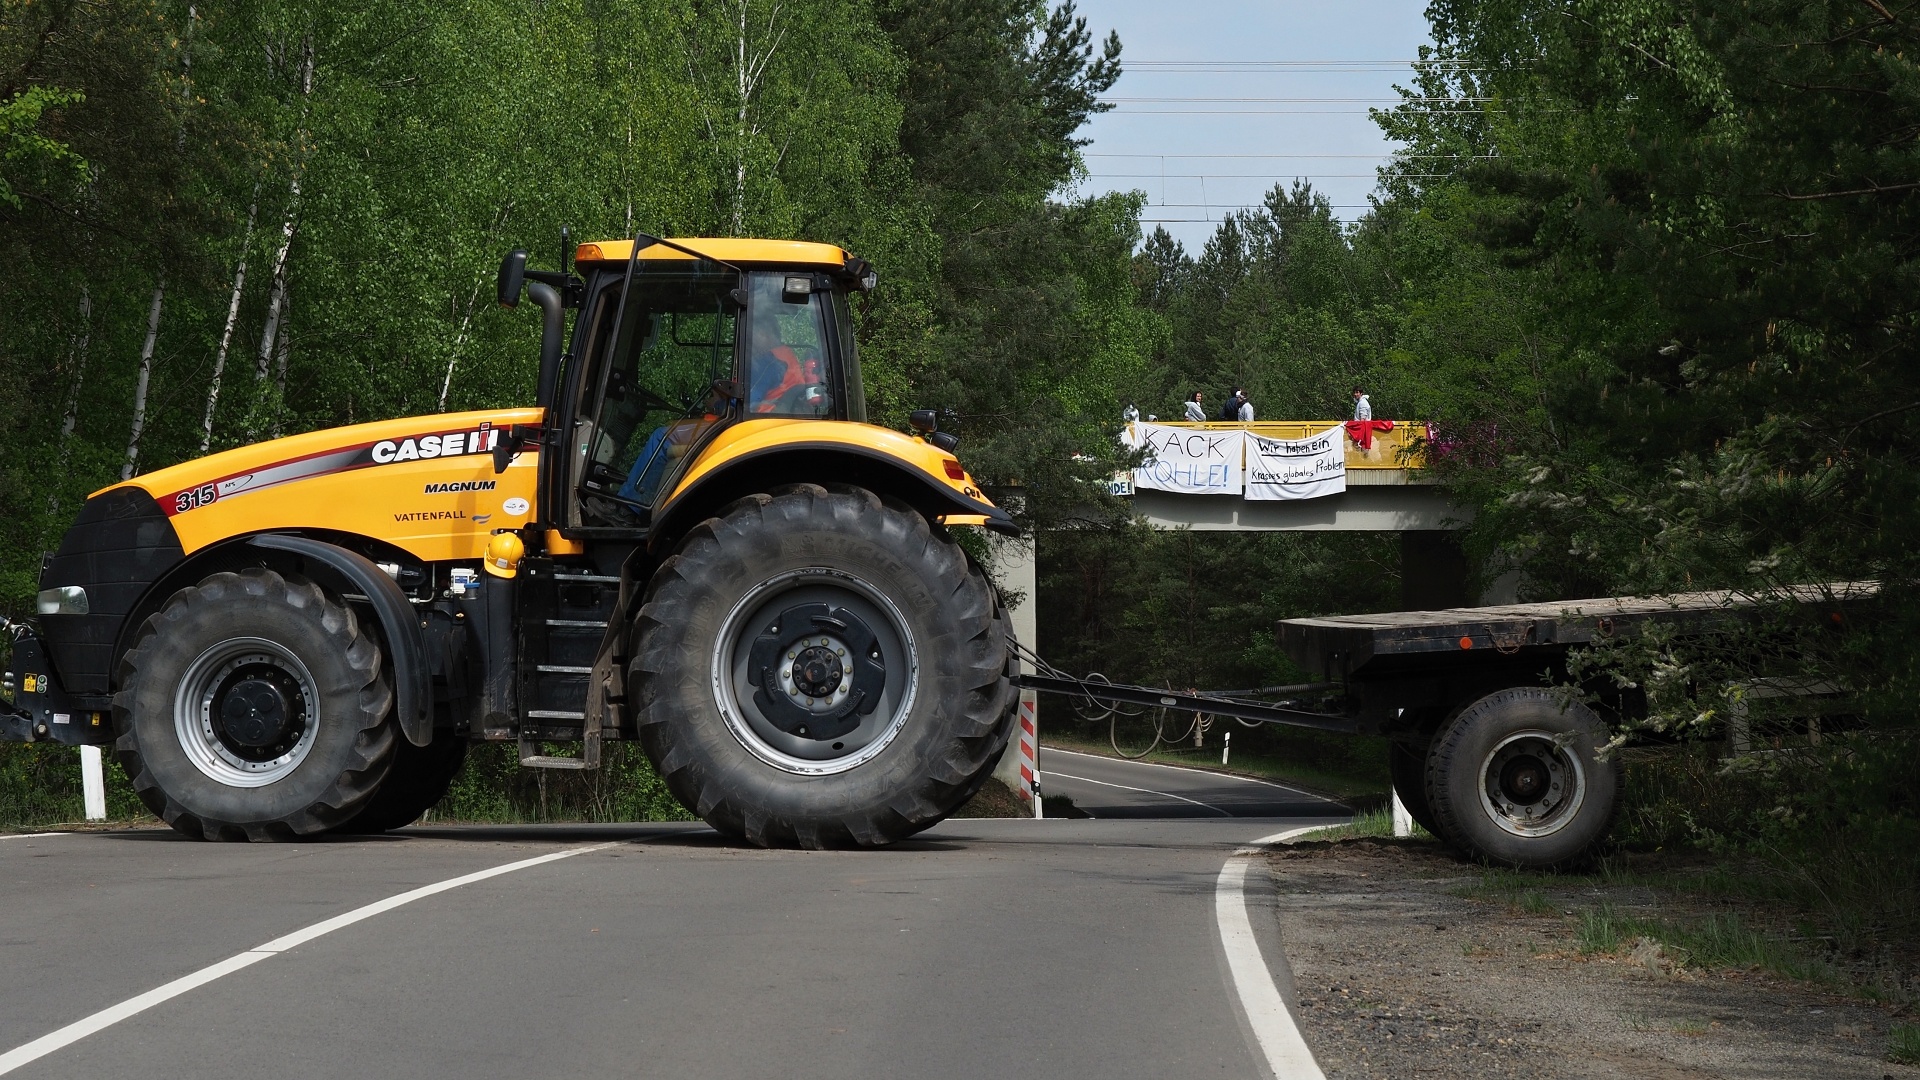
[114,569,397,841]
[630,484,1017,848]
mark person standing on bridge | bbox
[1346,385,1393,450]
[1235,392,1254,422]
[1219,387,1243,422]
[1183,391,1207,422]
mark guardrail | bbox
[1132,420,1428,471]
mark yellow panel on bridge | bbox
[1146,421,1428,471]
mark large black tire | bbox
[114,569,397,841]
[1425,687,1622,869]
[1388,730,1442,838]
[630,484,1018,848]
[331,735,468,834]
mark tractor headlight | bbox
[37,586,89,615]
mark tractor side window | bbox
[829,289,866,423]
[573,273,737,526]
[744,272,833,419]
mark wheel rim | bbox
[711,567,919,776]
[1476,729,1586,837]
[173,637,321,788]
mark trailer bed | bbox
[1277,583,1872,677]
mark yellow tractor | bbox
[3,235,1020,846]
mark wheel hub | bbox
[219,674,292,747]
[747,602,885,741]
[175,641,321,787]
[791,646,845,698]
[1479,731,1584,838]
[1498,755,1550,803]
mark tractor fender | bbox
[647,441,1017,552]
[248,534,433,747]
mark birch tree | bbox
[250,33,313,440]
[200,184,258,453]
[123,3,200,479]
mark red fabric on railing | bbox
[1344,418,1395,450]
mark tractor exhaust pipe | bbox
[526,281,564,410]
[497,249,566,409]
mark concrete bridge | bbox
[1116,420,1465,532]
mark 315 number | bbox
[174,483,219,514]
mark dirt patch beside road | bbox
[1267,838,1915,1079]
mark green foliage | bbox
[435,743,691,824]
[1891,1023,1920,1066]
[0,85,86,207]
[0,743,146,827]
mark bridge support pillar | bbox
[1401,530,1472,611]
[989,531,1038,794]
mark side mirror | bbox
[909,409,937,434]
[497,249,528,308]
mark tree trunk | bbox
[270,288,290,437]
[59,284,92,446]
[123,278,165,481]
[251,34,313,439]
[201,188,259,453]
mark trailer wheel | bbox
[630,484,1017,848]
[330,734,468,834]
[113,569,397,841]
[1425,687,1620,869]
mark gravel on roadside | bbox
[1267,838,1917,1080]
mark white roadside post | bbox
[1391,789,1412,838]
[1221,730,1231,765]
[80,746,106,821]
[1017,694,1041,819]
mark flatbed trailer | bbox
[1019,584,1870,868]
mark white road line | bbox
[1045,747,1328,800]
[0,832,72,841]
[1047,771,1232,816]
[0,841,621,1076]
[1216,824,1333,1080]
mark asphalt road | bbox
[1041,746,1338,818]
[1,761,1347,1080]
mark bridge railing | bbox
[1126,420,1429,471]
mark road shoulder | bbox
[1266,837,1916,1079]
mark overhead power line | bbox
[1126,60,1484,67]
[1103,97,1494,103]
[1084,153,1491,159]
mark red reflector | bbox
[943,460,965,480]
[1458,636,1474,650]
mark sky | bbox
[1064,0,1437,252]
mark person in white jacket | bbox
[1352,387,1372,421]
[1183,392,1207,422]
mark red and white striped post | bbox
[1016,690,1041,819]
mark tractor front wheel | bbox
[630,484,1017,848]
[114,569,397,841]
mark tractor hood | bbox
[103,408,545,562]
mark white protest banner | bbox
[1245,425,1346,500]
[1126,423,1244,495]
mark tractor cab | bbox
[500,236,876,536]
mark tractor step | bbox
[513,558,621,769]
